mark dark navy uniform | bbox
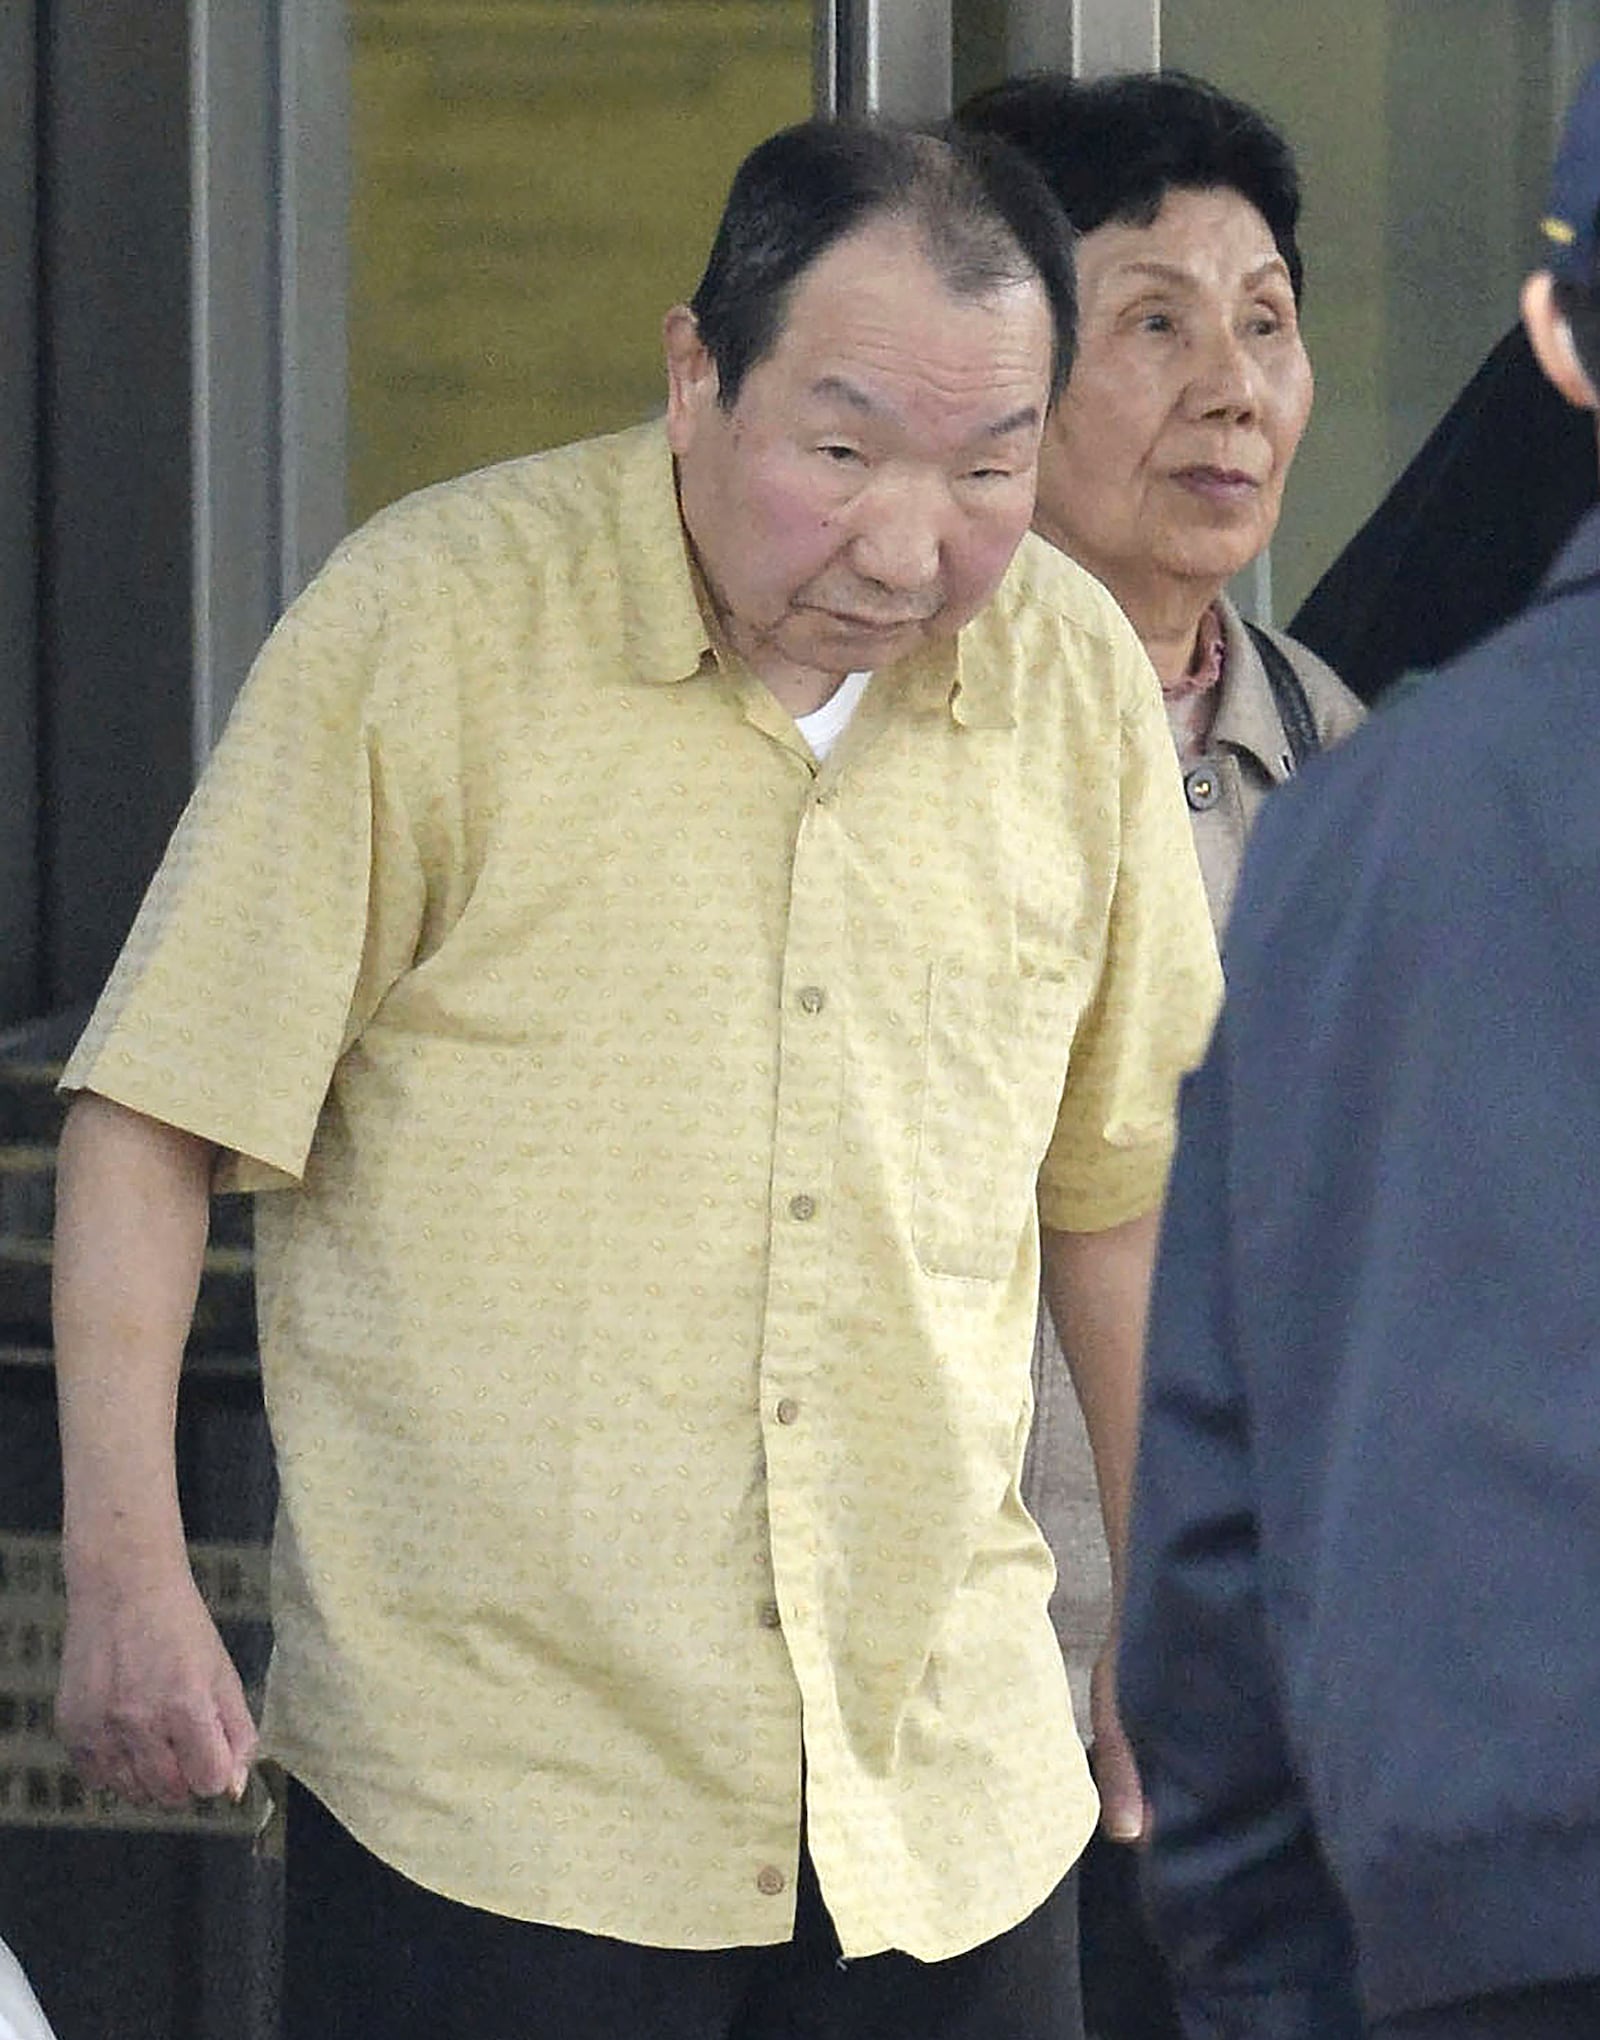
[1121,508,1600,2039]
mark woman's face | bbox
[1034,186,1313,616]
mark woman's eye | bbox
[819,444,862,464]
[1137,311,1176,335]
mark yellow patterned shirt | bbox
[62,420,1219,1960]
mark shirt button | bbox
[1184,764,1222,812]
[756,1865,786,1896]
[788,1193,817,1221]
[797,985,827,1014]
[759,1600,783,1629]
[775,1398,800,1425]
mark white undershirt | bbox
[0,1937,56,2040]
[795,670,871,761]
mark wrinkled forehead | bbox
[1098,183,1299,300]
[1079,188,1291,293]
[784,231,1049,377]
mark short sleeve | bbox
[1036,634,1222,1232]
[60,539,428,1191]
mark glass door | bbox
[1162,1,1600,618]
[347,0,815,524]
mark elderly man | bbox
[52,120,1217,2040]
[1122,62,1600,2040]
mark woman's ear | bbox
[1521,270,1600,411]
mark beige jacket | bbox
[1179,603,1366,931]
[1025,609,1365,1718]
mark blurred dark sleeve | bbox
[1119,1006,1363,2040]
[1288,324,1597,702]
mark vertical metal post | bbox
[191,0,349,762]
[1069,0,1158,78]
[0,1,40,1024]
[814,0,839,114]
[1001,0,1158,78]
[821,0,955,119]
[277,0,349,607]
[190,0,278,762]
[1230,553,1272,628]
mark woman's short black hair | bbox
[955,69,1305,303]
[688,118,1077,410]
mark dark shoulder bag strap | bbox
[1243,618,1320,771]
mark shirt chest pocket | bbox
[911,963,1082,1281]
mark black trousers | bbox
[1375,1982,1600,2040]
[1076,1829,1182,2040]
[283,1779,1083,2040]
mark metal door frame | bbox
[818,0,1159,116]
[191,0,348,759]
[0,4,39,1026]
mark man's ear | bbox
[663,306,720,454]
[1522,270,1600,411]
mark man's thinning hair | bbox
[689,119,1076,410]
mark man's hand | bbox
[1089,1635,1147,1843]
[57,1560,257,1807]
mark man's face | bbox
[666,218,1054,698]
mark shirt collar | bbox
[948,632,1016,728]
[882,631,1014,728]
[612,419,1011,727]
[611,419,717,687]
[1208,598,1297,784]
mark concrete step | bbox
[0,1147,55,1241]
[0,1238,257,1353]
[0,1149,252,1252]
[0,1065,255,1253]
[0,1341,261,1385]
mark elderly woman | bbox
[961,69,1363,927]
[956,69,1365,2040]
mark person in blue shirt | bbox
[1120,62,1600,2040]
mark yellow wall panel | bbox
[349,2,814,523]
